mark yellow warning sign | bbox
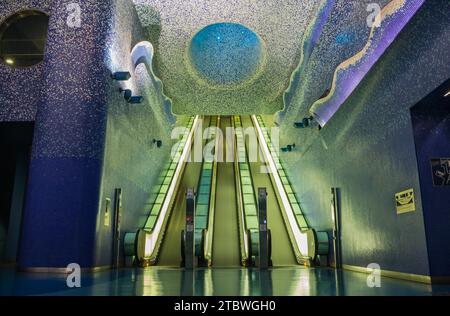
[395,189,415,214]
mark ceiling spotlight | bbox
[111,71,131,81]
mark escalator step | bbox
[196,204,209,216]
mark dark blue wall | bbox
[279,1,450,276]
[411,79,450,278]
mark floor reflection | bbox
[1,267,449,296]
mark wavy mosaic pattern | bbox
[131,41,176,125]
[310,0,425,127]
[276,0,336,125]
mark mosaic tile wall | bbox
[0,0,52,121]
[1,0,447,274]
[97,0,177,266]
[0,0,176,268]
[276,1,450,275]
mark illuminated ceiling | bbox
[131,0,423,118]
[132,0,323,115]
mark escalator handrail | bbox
[141,115,201,263]
[232,116,250,265]
[203,116,221,266]
[251,115,315,262]
[143,116,195,232]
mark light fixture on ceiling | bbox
[4,58,14,65]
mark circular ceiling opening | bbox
[0,10,49,68]
[189,23,263,86]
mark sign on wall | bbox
[430,158,450,186]
[395,189,415,214]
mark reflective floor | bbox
[1,267,450,296]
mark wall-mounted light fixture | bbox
[119,88,132,101]
[119,88,143,104]
[128,96,144,104]
[281,144,296,153]
[294,117,314,129]
[153,139,163,148]
[111,71,131,81]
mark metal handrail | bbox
[251,115,315,263]
[142,116,200,264]
[203,116,221,266]
[233,116,249,265]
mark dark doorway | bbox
[411,78,450,280]
[0,122,34,264]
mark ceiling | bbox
[132,0,323,115]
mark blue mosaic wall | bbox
[0,0,174,268]
[0,0,52,121]
[18,0,112,269]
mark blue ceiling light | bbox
[111,71,131,81]
[189,23,262,85]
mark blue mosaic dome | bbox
[189,23,262,85]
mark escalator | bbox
[157,159,203,266]
[240,116,297,266]
[157,117,211,266]
[127,115,321,268]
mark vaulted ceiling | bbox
[131,0,418,117]
[133,0,323,115]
